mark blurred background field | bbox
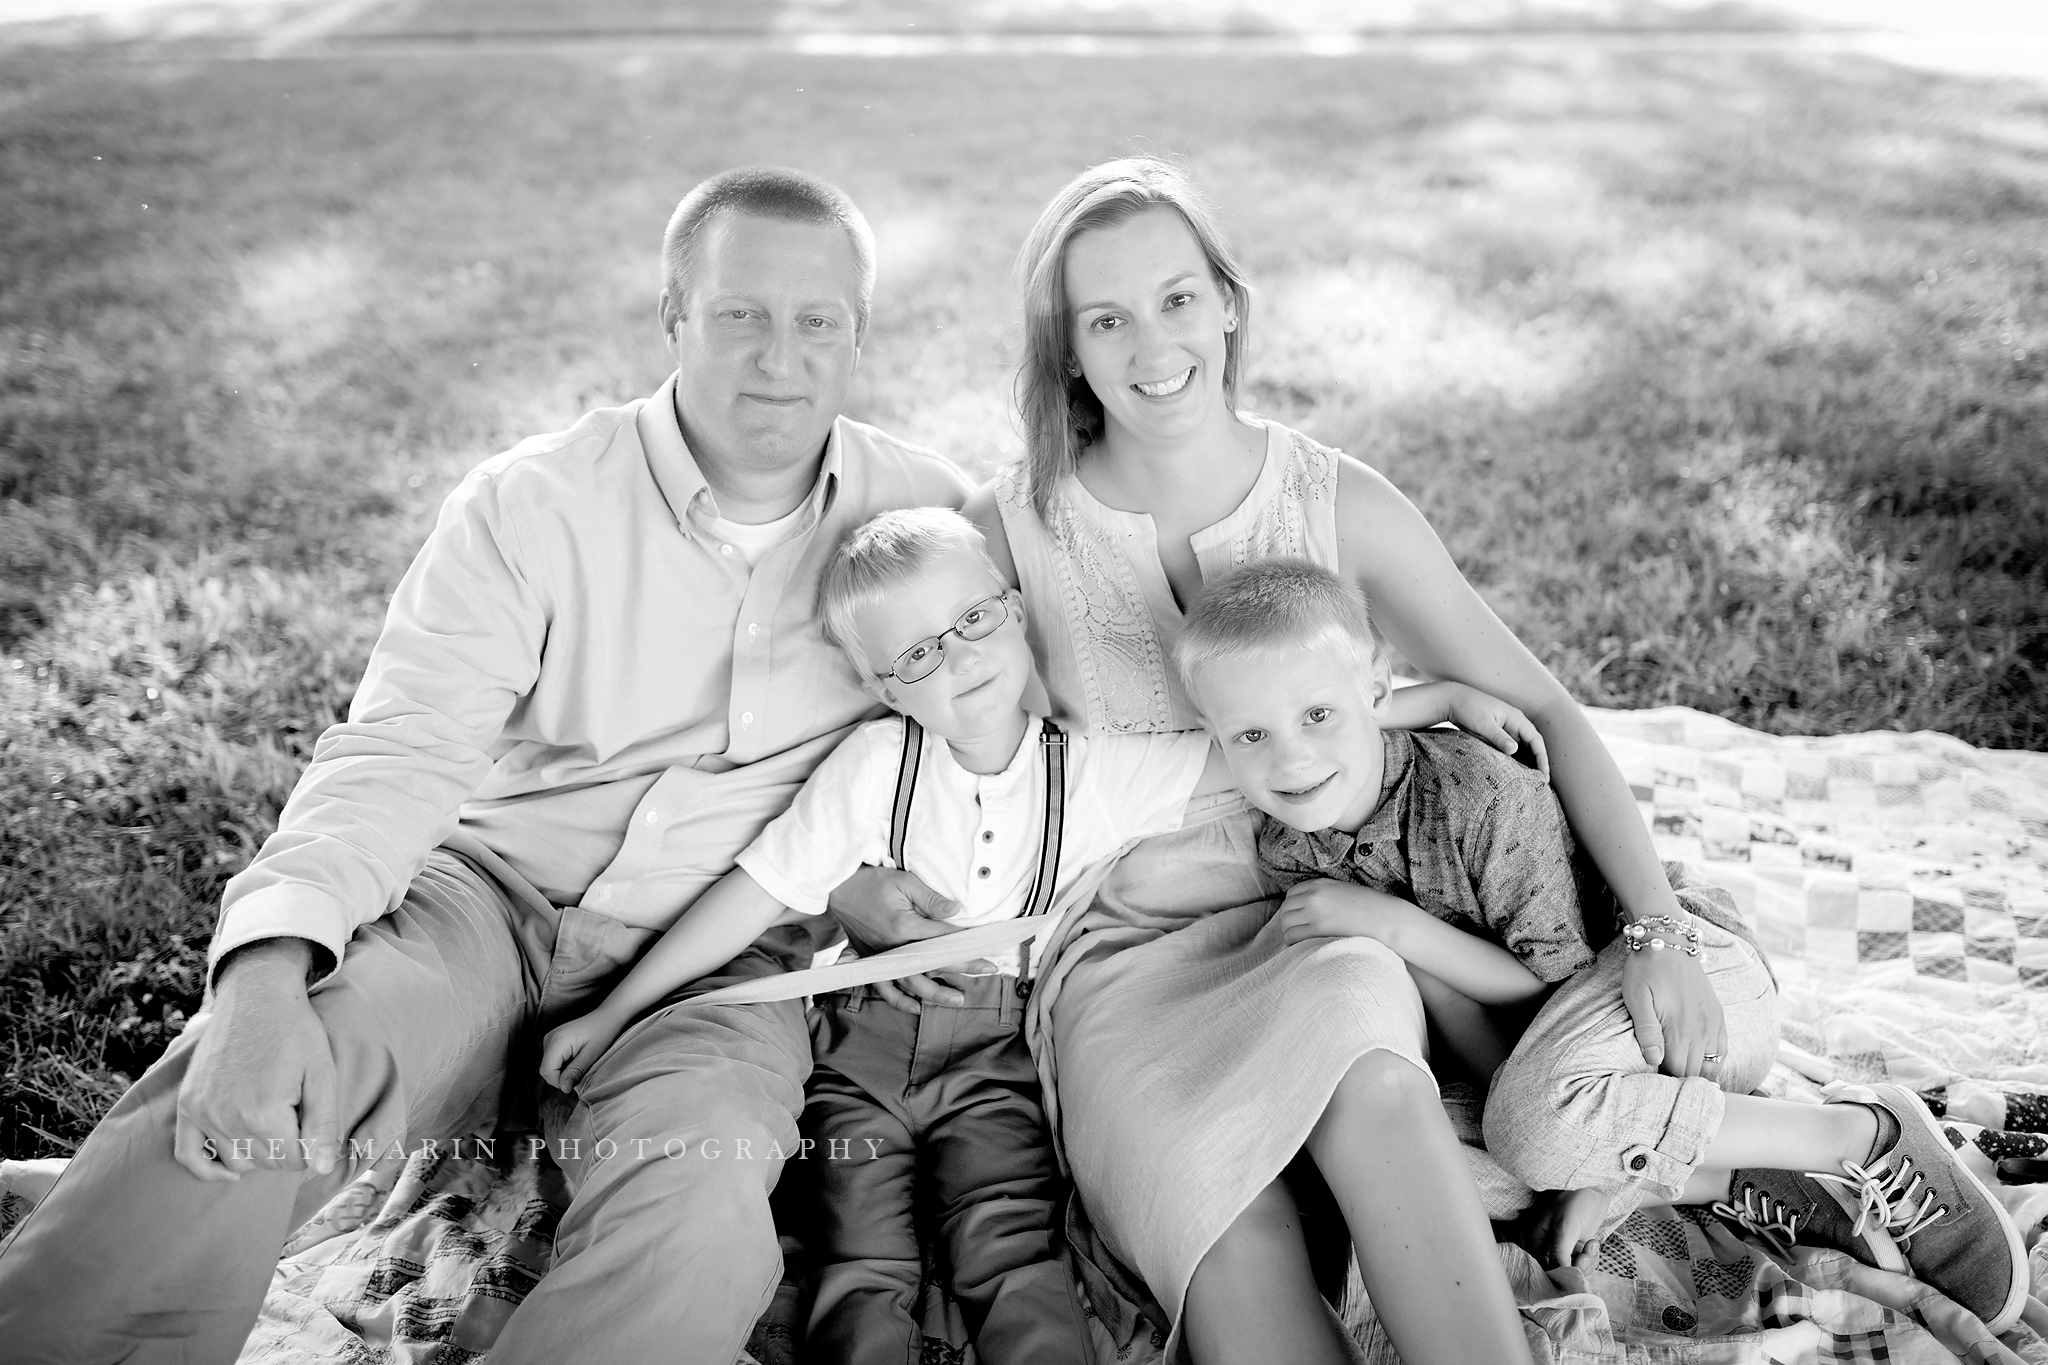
[2,0,2044,1157]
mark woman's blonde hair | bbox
[1013,156,1252,515]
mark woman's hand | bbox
[541,1009,627,1093]
[826,865,988,1015]
[1276,880,1416,948]
[1620,941,1727,1078]
[1431,682,1549,780]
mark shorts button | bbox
[1628,1153,1649,1172]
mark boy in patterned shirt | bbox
[1172,559,2029,1335]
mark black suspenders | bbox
[888,716,1069,989]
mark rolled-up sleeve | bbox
[210,471,547,980]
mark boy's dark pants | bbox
[799,975,1091,1365]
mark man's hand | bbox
[826,865,987,1015]
[174,938,340,1182]
[1276,879,1415,949]
[1619,938,1727,1078]
[540,1009,626,1093]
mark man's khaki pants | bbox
[0,848,813,1365]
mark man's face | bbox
[1191,642,1390,834]
[664,213,863,476]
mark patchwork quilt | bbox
[3,706,2046,1364]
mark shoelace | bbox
[1712,1187,1804,1259]
[1811,1152,1949,1251]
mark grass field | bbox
[2,23,2045,1158]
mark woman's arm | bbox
[1333,457,1726,1077]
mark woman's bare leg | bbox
[1306,1050,1531,1365]
[1183,1177,1352,1364]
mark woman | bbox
[954,158,1732,1364]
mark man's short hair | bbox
[661,166,876,336]
[819,507,1007,676]
[1174,559,1379,703]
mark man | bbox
[0,166,973,1364]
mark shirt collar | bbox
[930,713,1045,790]
[635,372,844,532]
[1349,729,1415,849]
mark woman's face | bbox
[1064,206,1236,449]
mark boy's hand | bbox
[1440,684,1550,780]
[1620,941,1727,1079]
[541,1010,627,1093]
[1276,880,1416,949]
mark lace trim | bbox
[996,465,1174,735]
[997,428,1343,735]
[1042,493,1175,734]
[1225,427,1340,570]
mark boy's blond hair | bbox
[819,507,1007,676]
[1174,559,1382,706]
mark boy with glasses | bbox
[541,507,1230,1363]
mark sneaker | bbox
[1815,1082,2030,1334]
[1713,1166,1906,1270]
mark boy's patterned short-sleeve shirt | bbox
[1256,730,1751,982]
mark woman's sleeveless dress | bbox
[999,418,1431,1336]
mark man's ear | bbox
[658,290,681,350]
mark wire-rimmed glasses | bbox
[880,594,1012,685]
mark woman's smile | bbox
[1132,367,1195,399]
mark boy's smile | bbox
[851,549,1035,774]
[1190,644,1391,834]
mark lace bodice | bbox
[997,419,1343,736]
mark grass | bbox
[2,27,2044,1158]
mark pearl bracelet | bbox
[1620,914,1701,957]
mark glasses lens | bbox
[955,596,1007,642]
[894,640,943,685]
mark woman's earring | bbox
[1065,358,1081,378]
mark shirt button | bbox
[645,810,659,824]
[981,831,994,843]
[1628,1153,1649,1172]
[748,623,760,638]
[720,544,734,556]
[977,867,991,879]
[741,711,754,726]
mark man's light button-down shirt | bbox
[205,373,972,976]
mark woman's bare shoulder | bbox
[1332,447,1430,547]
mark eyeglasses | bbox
[880,594,1013,685]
